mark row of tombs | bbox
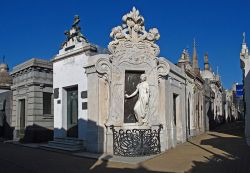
[0,8,236,156]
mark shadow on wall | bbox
[207,102,216,130]
[54,118,105,153]
[243,68,250,145]
[20,124,53,143]
[0,114,14,140]
[207,102,226,130]
[185,121,250,173]
[0,91,14,140]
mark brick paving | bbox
[0,121,249,173]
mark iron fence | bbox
[110,124,163,157]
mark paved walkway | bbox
[0,121,249,173]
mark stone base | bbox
[17,125,53,143]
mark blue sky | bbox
[0,0,249,89]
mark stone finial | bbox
[61,15,88,49]
[179,48,190,62]
[243,32,246,44]
[209,65,212,72]
[192,38,199,69]
[216,65,220,81]
[204,52,209,70]
[108,7,160,56]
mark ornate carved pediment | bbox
[108,7,160,56]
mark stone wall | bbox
[11,58,53,142]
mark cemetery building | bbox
[0,62,13,139]
[46,7,228,156]
[177,46,206,137]
[200,53,225,128]
[224,89,233,122]
[240,32,250,146]
[49,7,212,155]
[10,58,53,142]
[50,15,99,151]
[87,6,187,153]
[224,83,244,122]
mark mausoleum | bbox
[10,58,53,142]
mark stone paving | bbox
[0,121,249,173]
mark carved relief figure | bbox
[125,74,150,125]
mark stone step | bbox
[40,144,83,152]
[52,138,84,145]
[48,141,84,148]
[40,137,86,152]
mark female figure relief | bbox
[125,74,150,125]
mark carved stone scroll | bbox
[157,58,170,78]
[95,58,111,82]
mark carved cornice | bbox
[84,65,96,75]
[11,58,53,76]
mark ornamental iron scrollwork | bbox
[110,124,163,157]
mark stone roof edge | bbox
[11,58,52,75]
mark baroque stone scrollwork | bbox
[157,58,170,79]
[95,58,111,82]
[108,7,160,56]
[61,15,88,49]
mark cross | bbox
[2,55,5,63]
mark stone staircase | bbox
[40,137,85,152]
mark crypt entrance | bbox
[65,86,78,138]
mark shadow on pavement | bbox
[186,121,250,173]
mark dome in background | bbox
[0,63,12,89]
[201,70,215,80]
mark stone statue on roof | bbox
[61,15,88,49]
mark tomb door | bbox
[19,99,25,139]
[67,87,78,138]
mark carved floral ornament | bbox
[108,7,160,56]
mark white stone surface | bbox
[240,36,250,146]
[53,45,89,140]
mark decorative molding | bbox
[84,65,96,75]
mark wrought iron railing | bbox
[110,124,163,157]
